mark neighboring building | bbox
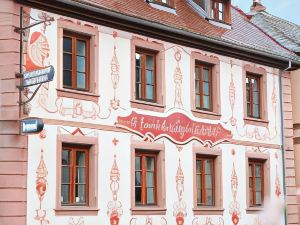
[1,0,300,225]
[247,1,300,223]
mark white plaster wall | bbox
[26,9,286,225]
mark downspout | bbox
[279,60,292,225]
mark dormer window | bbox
[149,0,175,8]
[210,0,231,24]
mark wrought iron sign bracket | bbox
[15,7,55,108]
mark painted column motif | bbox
[173,49,183,108]
[274,152,282,198]
[110,31,121,110]
[229,149,240,225]
[107,138,123,225]
[34,149,49,225]
[173,146,187,225]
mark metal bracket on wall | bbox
[14,7,54,110]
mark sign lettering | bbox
[20,118,44,134]
[116,111,232,146]
[22,65,55,87]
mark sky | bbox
[232,0,300,25]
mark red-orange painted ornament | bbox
[116,111,232,146]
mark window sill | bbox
[57,88,100,102]
[192,109,221,120]
[193,207,224,215]
[130,99,165,113]
[246,207,264,214]
[244,117,269,127]
[131,206,167,215]
[54,206,99,215]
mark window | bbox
[193,146,223,215]
[56,134,98,215]
[248,160,264,207]
[191,52,221,120]
[196,156,214,206]
[193,0,206,9]
[135,151,157,205]
[57,19,99,102]
[195,61,212,111]
[63,32,90,91]
[150,0,175,7]
[131,140,166,215]
[246,73,261,119]
[243,65,268,126]
[61,144,89,205]
[210,0,231,23]
[245,152,270,213]
[211,1,224,21]
[135,49,157,102]
[131,37,165,112]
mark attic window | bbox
[211,0,231,24]
[149,0,175,8]
[193,0,206,9]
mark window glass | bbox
[135,152,157,205]
[135,50,157,102]
[63,32,89,91]
[196,157,214,206]
[61,146,88,205]
[195,62,212,111]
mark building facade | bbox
[1,0,300,225]
[248,1,300,223]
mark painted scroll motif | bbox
[116,111,232,146]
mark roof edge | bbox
[17,0,300,70]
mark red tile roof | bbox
[81,0,299,62]
[87,0,226,37]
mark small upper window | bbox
[195,61,212,111]
[63,31,90,91]
[210,0,231,23]
[193,0,206,9]
[246,73,261,119]
[150,0,175,8]
[135,48,157,102]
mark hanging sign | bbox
[22,65,54,87]
[116,111,232,146]
[20,118,44,134]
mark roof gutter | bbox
[17,0,300,70]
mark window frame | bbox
[196,156,215,207]
[248,159,264,207]
[195,61,213,111]
[193,145,224,215]
[210,0,231,24]
[191,52,221,120]
[149,0,175,8]
[246,73,261,119]
[63,31,90,92]
[131,37,165,112]
[57,18,99,102]
[61,144,89,206]
[135,48,157,103]
[135,151,158,206]
[56,134,99,215]
[243,64,268,127]
[245,152,270,214]
[130,139,166,215]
